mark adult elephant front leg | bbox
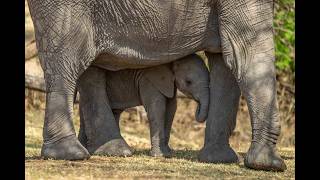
[200,0,286,171]
[78,67,133,157]
[28,0,96,160]
[198,53,240,164]
[40,55,90,160]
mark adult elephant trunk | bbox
[194,87,210,123]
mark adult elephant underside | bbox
[28,0,286,171]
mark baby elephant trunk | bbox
[194,87,210,123]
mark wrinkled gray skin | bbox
[78,54,209,157]
[28,0,286,171]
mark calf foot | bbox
[244,142,286,171]
[41,135,90,160]
[198,143,239,163]
[93,138,134,157]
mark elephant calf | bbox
[78,54,209,157]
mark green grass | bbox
[25,105,295,179]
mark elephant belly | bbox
[93,0,219,71]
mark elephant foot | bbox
[198,143,239,163]
[150,145,172,158]
[92,138,134,157]
[164,145,173,157]
[244,142,286,171]
[41,135,90,160]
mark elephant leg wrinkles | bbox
[140,79,171,157]
[198,0,286,171]
[40,58,90,160]
[240,58,285,171]
[78,66,132,156]
[198,53,240,164]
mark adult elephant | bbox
[28,0,286,171]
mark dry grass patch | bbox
[25,103,294,179]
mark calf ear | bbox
[143,65,175,98]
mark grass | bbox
[25,102,295,179]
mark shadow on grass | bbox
[132,149,150,156]
[25,149,293,163]
[133,149,199,162]
[173,150,199,161]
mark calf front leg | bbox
[163,96,177,157]
[140,84,169,157]
[145,96,168,157]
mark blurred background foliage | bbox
[274,0,295,73]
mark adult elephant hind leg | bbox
[240,60,286,171]
[213,0,286,171]
[198,53,240,164]
[78,67,133,157]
